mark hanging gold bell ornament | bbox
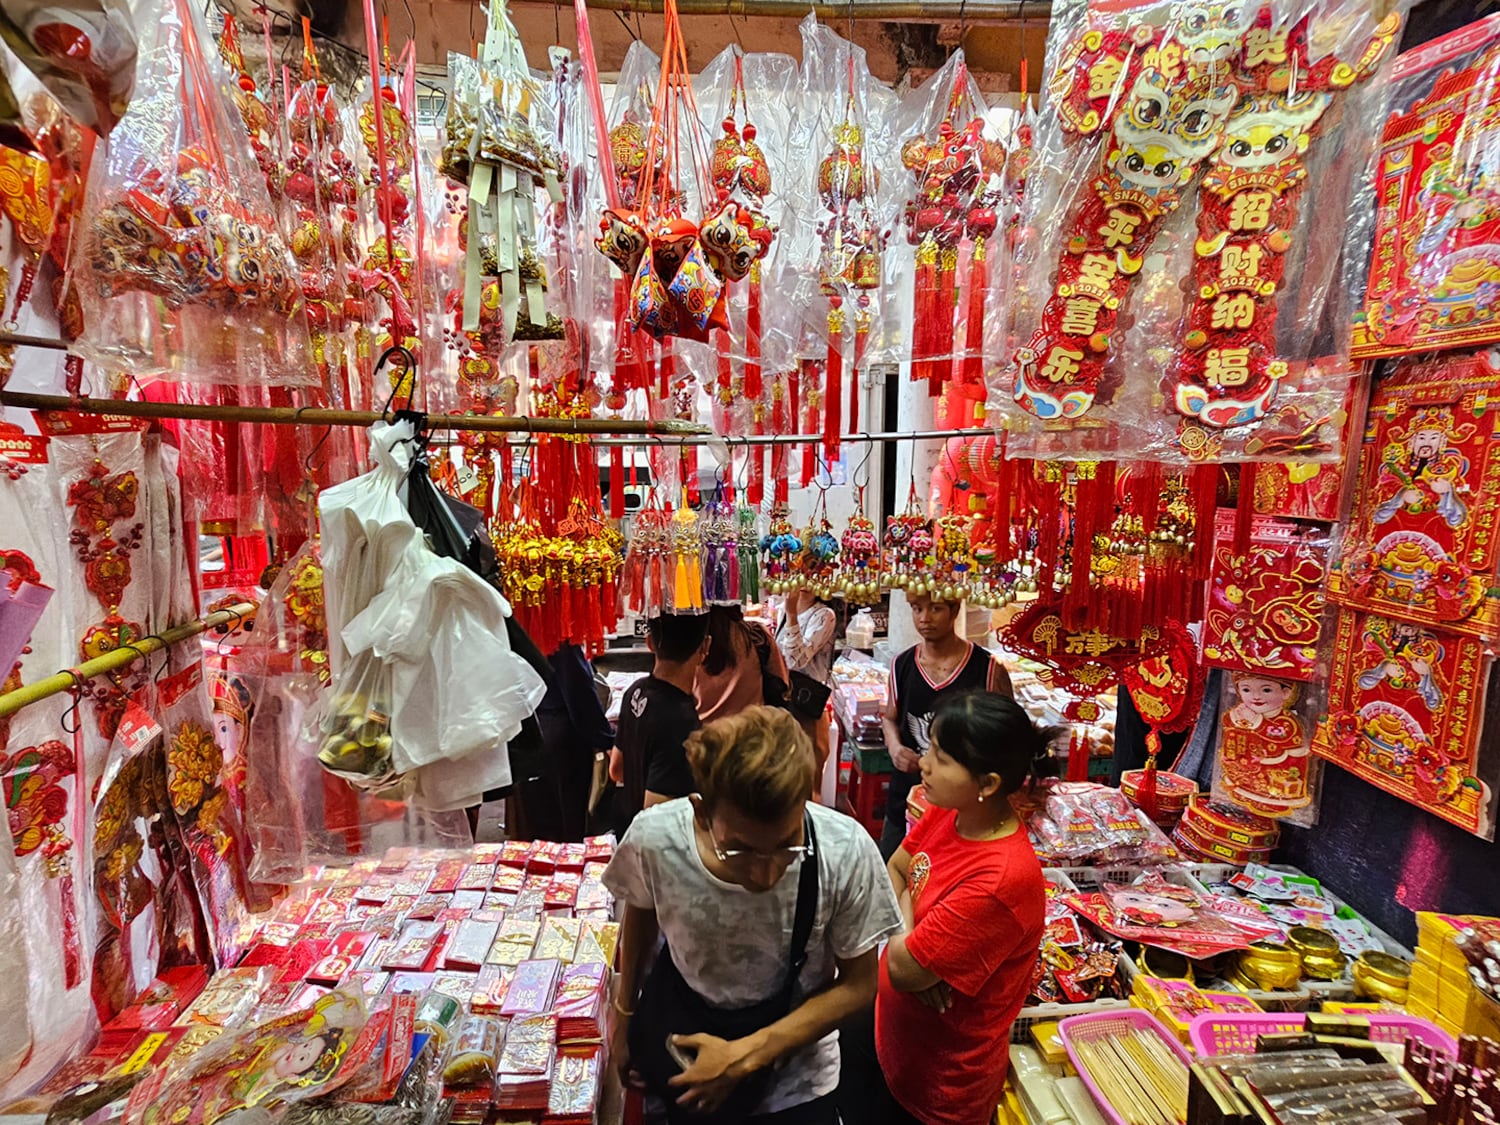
[837,514,882,606]
[795,520,841,600]
[760,507,801,596]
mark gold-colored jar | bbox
[1288,927,1348,981]
[1353,951,1411,1003]
[1233,940,1303,991]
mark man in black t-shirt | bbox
[609,612,711,833]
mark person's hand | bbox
[609,1010,641,1089]
[892,746,921,774]
[665,1033,759,1112]
[914,981,953,1014]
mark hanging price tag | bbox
[455,464,480,494]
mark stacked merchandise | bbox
[1409,914,1500,1042]
[1016,782,1180,867]
[1122,770,1196,832]
[1025,874,1131,1020]
[1130,976,1262,1046]
[1172,801,1280,866]
[1186,1022,1448,1124]
[7,839,618,1122]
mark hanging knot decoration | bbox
[932,513,976,604]
[669,505,705,612]
[735,503,761,602]
[66,456,145,740]
[900,60,1004,406]
[759,507,802,596]
[701,500,742,605]
[620,503,673,619]
[883,487,932,594]
[837,513,882,606]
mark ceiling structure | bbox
[236,0,1050,92]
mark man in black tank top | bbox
[879,595,1014,859]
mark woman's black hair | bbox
[701,603,754,677]
[928,690,1063,796]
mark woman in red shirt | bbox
[876,691,1057,1125]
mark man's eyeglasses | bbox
[703,823,814,865]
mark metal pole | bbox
[0,602,257,720]
[509,0,1051,20]
[0,390,712,437]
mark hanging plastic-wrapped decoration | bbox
[594,0,750,345]
[619,502,672,619]
[899,55,1002,413]
[816,85,883,451]
[1169,12,1400,430]
[72,0,311,386]
[464,0,564,346]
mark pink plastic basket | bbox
[1188,1011,1458,1058]
[1059,1009,1193,1125]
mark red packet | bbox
[547,1047,603,1119]
[472,907,507,924]
[176,966,274,1027]
[256,920,304,946]
[386,895,419,917]
[407,894,450,920]
[437,907,477,924]
[510,888,546,918]
[449,890,486,913]
[583,835,615,861]
[432,971,478,996]
[457,863,495,892]
[499,840,534,868]
[555,963,608,1044]
[109,966,211,1031]
[502,959,562,1016]
[393,871,433,897]
[473,843,506,862]
[574,880,612,913]
[116,1026,192,1075]
[387,971,437,994]
[345,993,417,1103]
[544,872,581,910]
[445,919,502,970]
[530,841,564,873]
[533,916,581,963]
[574,922,620,968]
[355,882,396,905]
[303,898,348,925]
[491,866,526,894]
[383,921,445,971]
[582,861,609,883]
[429,860,466,894]
[239,942,294,969]
[557,843,588,871]
[344,903,382,924]
[471,964,512,1015]
[37,1050,121,1095]
[488,918,542,966]
[276,939,333,982]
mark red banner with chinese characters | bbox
[1202,512,1328,683]
[1328,352,1500,641]
[1354,16,1500,359]
[1314,608,1500,838]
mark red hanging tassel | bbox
[788,364,801,438]
[825,297,843,458]
[773,444,789,506]
[1066,731,1091,782]
[932,244,958,398]
[912,236,938,390]
[716,328,733,414]
[850,299,869,434]
[1137,730,1162,823]
[745,262,763,401]
[953,235,989,429]
[1234,462,1258,556]
[609,446,625,519]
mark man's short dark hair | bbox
[648,612,710,663]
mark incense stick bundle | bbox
[1072,1026,1191,1125]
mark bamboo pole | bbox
[0,602,258,720]
[0,390,712,437]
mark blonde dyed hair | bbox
[685,705,816,822]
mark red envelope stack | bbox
[494,1014,558,1114]
[554,963,608,1045]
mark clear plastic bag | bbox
[238,542,473,885]
[69,0,314,386]
[995,0,1407,462]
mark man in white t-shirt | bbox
[604,706,901,1123]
